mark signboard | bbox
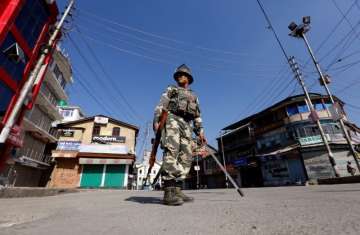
[79,158,133,165]
[92,135,126,143]
[194,165,200,171]
[299,135,323,146]
[79,144,128,154]
[61,129,74,137]
[57,141,81,151]
[94,116,108,124]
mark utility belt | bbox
[170,110,195,122]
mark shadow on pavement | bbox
[125,196,162,204]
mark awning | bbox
[256,145,299,157]
[79,158,133,165]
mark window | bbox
[52,64,66,89]
[61,110,73,117]
[93,125,101,136]
[314,102,325,111]
[286,105,299,116]
[139,170,142,174]
[297,102,309,113]
[112,127,120,136]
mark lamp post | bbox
[288,16,360,174]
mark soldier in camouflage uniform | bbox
[154,64,206,206]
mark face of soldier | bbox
[177,75,189,88]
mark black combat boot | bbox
[163,180,184,206]
[175,181,194,202]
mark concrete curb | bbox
[0,187,79,198]
[318,175,360,185]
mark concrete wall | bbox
[49,158,81,188]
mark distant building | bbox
[48,115,138,189]
[10,47,72,187]
[219,93,360,187]
[58,105,84,123]
[134,150,162,190]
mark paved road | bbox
[1,184,360,235]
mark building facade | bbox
[58,105,84,123]
[49,115,139,189]
[11,47,73,187]
[134,150,162,190]
[219,94,360,187]
[0,0,58,147]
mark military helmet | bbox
[173,64,193,84]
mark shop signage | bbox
[92,135,125,143]
[79,144,128,154]
[57,141,81,151]
[61,129,74,137]
[299,135,323,146]
[94,116,108,124]
[79,158,132,165]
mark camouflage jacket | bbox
[153,85,204,136]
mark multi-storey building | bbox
[12,47,72,186]
[0,0,59,184]
[49,115,139,189]
[219,93,360,187]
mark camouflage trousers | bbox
[161,113,193,181]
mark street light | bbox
[288,16,360,174]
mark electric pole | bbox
[0,0,76,144]
[288,16,360,173]
[255,0,340,177]
[288,56,340,177]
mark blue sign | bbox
[57,141,81,151]
[233,158,247,167]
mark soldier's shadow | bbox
[125,196,162,204]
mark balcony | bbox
[36,90,62,120]
[22,117,57,143]
[285,109,331,124]
[44,69,68,100]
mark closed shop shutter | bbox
[104,165,125,188]
[80,165,103,188]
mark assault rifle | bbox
[142,110,168,187]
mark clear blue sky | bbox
[57,0,360,156]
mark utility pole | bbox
[288,56,339,177]
[255,1,340,177]
[0,0,75,145]
[288,16,360,173]
[219,134,229,188]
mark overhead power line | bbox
[68,34,135,122]
[78,8,248,57]
[75,26,144,121]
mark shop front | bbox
[259,150,306,186]
[79,158,130,188]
